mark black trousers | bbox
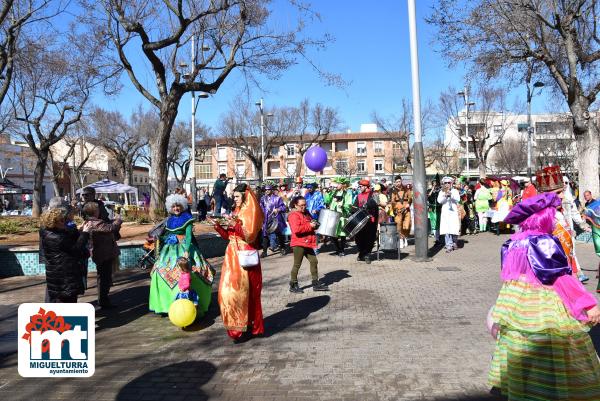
[96,259,114,305]
[262,231,286,253]
[355,221,377,257]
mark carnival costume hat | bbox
[374,184,382,192]
[504,192,561,225]
[165,194,189,213]
[535,166,563,192]
[358,179,370,186]
[333,177,350,185]
[295,177,303,184]
[441,176,454,184]
[303,182,318,189]
[263,184,273,190]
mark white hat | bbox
[563,176,570,184]
[441,176,453,184]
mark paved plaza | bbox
[1,233,599,401]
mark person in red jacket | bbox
[287,196,329,293]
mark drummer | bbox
[354,179,379,264]
[260,183,288,257]
[325,177,354,257]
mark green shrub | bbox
[0,220,20,234]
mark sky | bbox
[91,0,555,139]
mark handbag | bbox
[235,236,259,269]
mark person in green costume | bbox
[325,177,353,256]
[474,179,492,232]
[149,193,215,315]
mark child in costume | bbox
[174,257,199,306]
[488,192,600,400]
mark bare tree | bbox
[218,98,286,181]
[286,99,341,176]
[0,0,68,107]
[93,107,145,188]
[372,98,433,173]
[436,85,514,178]
[8,33,119,216]
[84,0,337,218]
[428,0,600,198]
[490,137,528,175]
[330,152,359,178]
[425,134,461,175]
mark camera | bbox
[311,219,320,229]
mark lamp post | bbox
[0,166,13,180]
[181,35,209,213]
[255,99,273,182]
[526,73,544,180]
[407,0,429,261]
[457,88,475,179]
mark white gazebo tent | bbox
[76,179,139,205]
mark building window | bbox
[335,159,348,173]
[374,159,384,174]
[493,125,502,136]
[218,164,227,175]
[235,149,245,160]
[357,160,366,173]
[217,147,227,161]
[145,177,148,183]
[335,142,348,152]
[269,161,280,174]
[196,164,212,179]
[356,142,367,156]
[374,141,384,154]
[235,163,245,177]
[286,145,296,157]
[111,168,117,177]
[392,142,402,151]
[134,176,138,183]
[321,142,332,154]
[270,147,279,157]
[286,162,296,176]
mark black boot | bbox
[289,282,304,293]
[364,255,371,264]
[312,280,329,292]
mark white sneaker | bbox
[404,238,409,248]
[398,238,405,249]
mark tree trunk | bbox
[569,98,599,202]
[149,98,180,220]
[478,162,487,179]
[575,123,600,202]
[33,153,48,218]
[124,167,132,204]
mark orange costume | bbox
[214,188,265,339]
[391,186,413,239]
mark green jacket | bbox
[327,189,354,237]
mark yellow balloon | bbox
[168,299,197,328]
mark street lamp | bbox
[457,88,475,178]
[0,166,13,180]
[255,99,273,182]
[182,35,210,213]
[526,78,545,180]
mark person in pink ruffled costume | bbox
[487,192,600,400]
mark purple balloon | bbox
[304,146,328,172]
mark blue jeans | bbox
[445,234,458,250]
[213,195,223,216]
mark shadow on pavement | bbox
[95,285,150,330]
[320,269,351,286]
[115,360,216,401]
[263,295,330,338]
[430,392,506,401]
[182,291,219,332]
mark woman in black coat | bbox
[40,207,89,303]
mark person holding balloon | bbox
[210,184,265,342]
[149,194,214,316]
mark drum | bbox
[344,209,370,238]
[316,209,341,237]
[379,223,398,250]
[266,216,279,233]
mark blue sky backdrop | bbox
[92,0,557,138]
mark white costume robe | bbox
[437,189,461,235]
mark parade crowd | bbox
[37,165,600,397]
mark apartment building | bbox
[445,111,578,176]
[194,129,411,188]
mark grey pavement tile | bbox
[0,232,598,400]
